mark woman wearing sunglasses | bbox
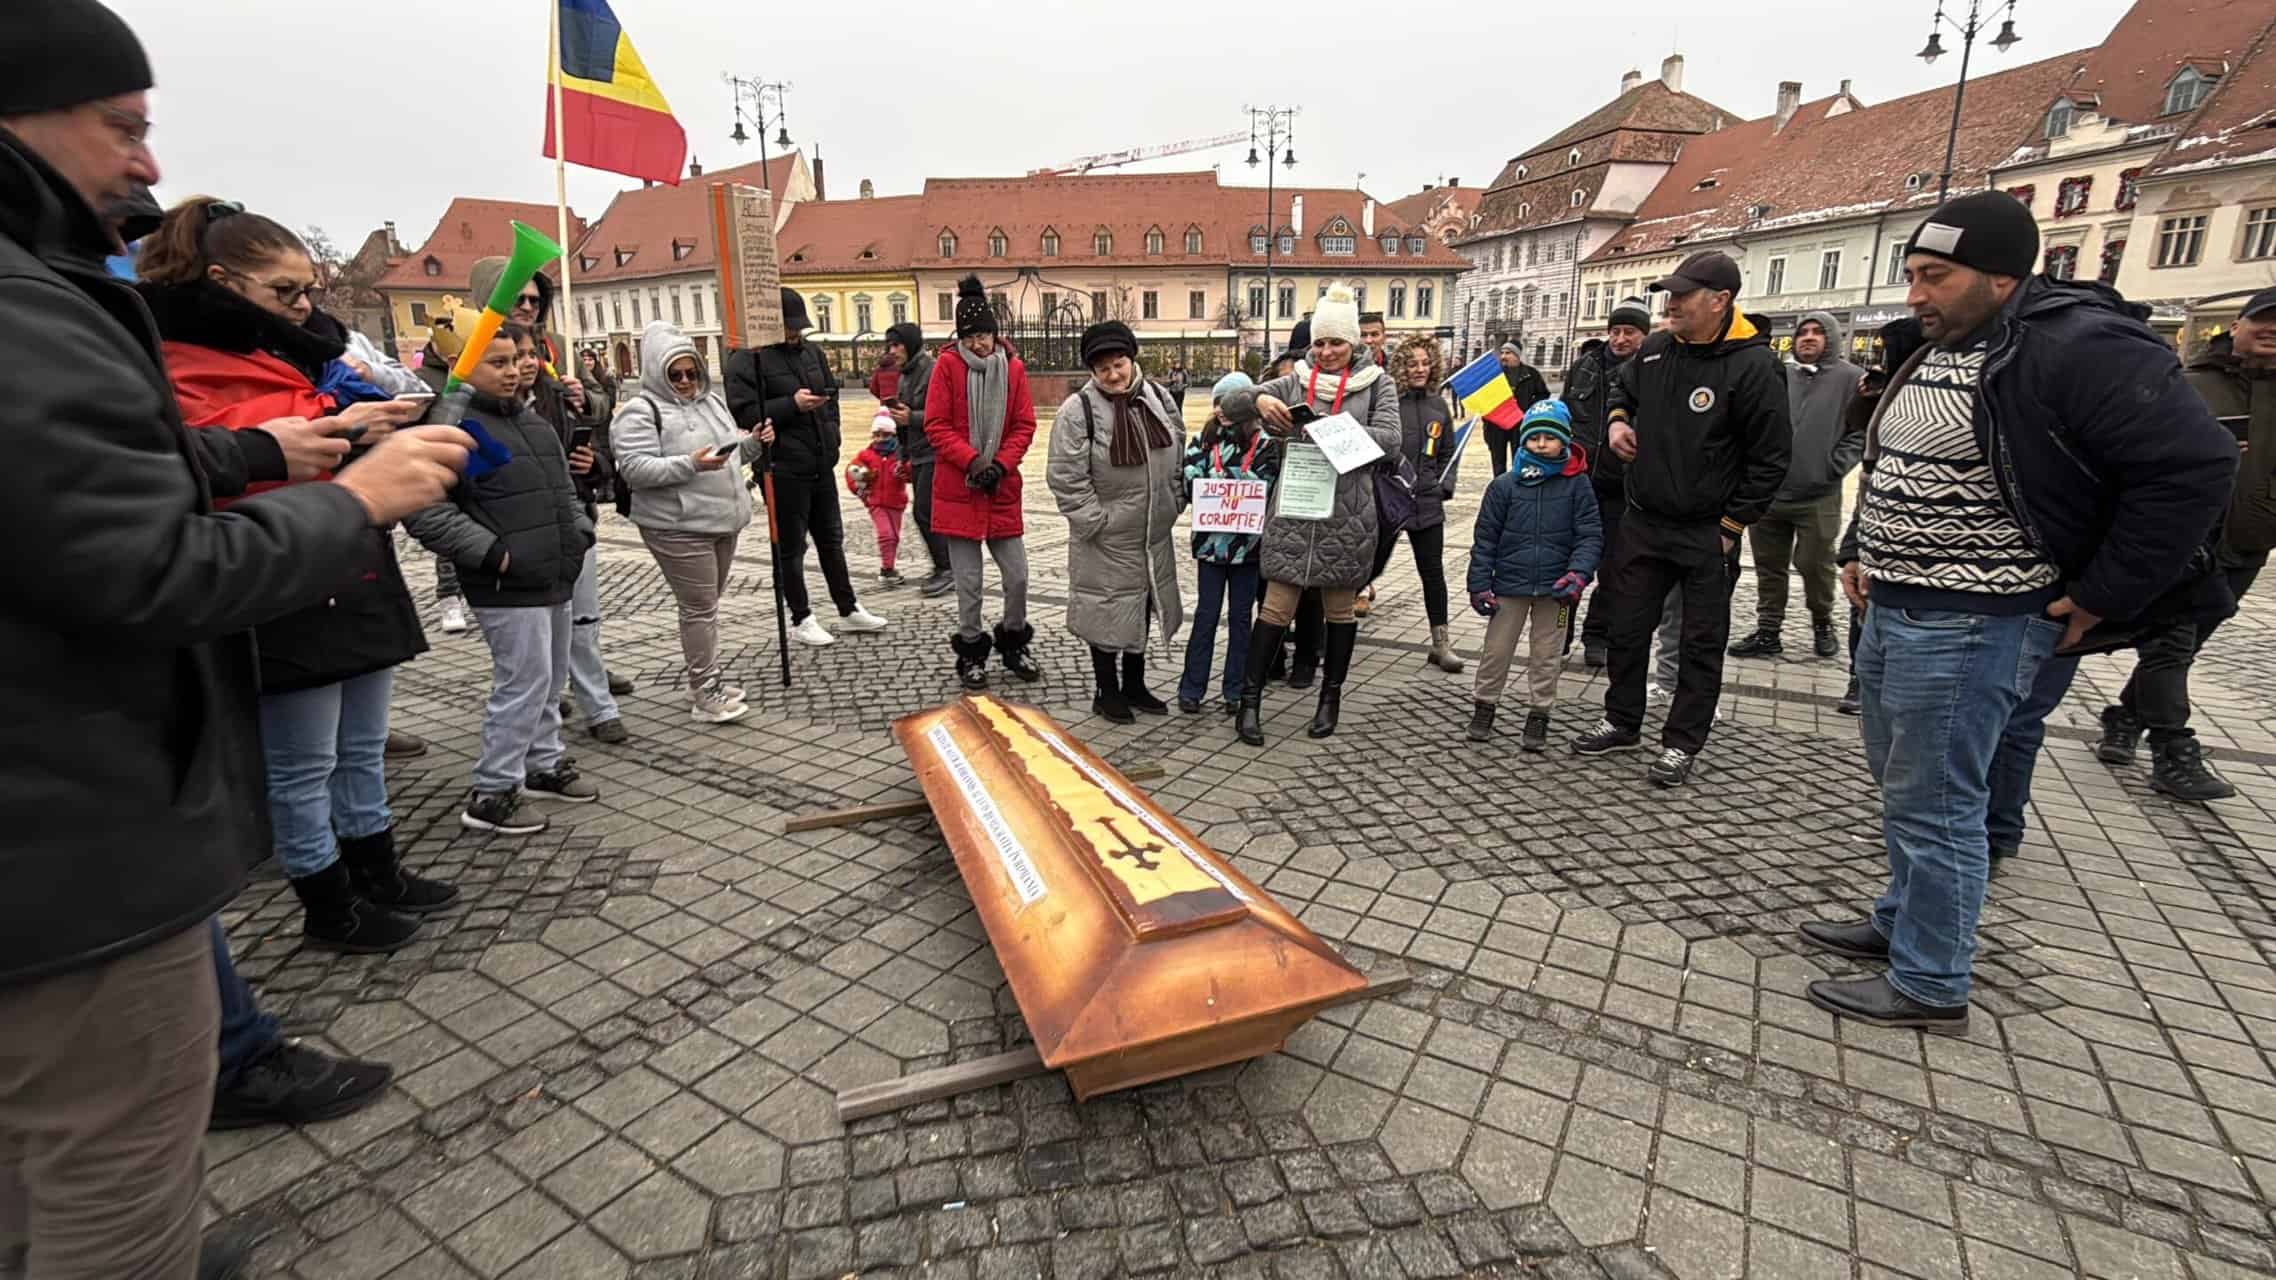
[134,195,454,954]
[612,320,765,724]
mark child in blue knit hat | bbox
[1465,399,1604,750]
[1176,371,1278,713]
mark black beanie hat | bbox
[0,0,152,117]
[778,286,812,334]
[954,275,997,338]
[1080,320,1138,368]
[885,320,924,357]
[1903,191,2040,279]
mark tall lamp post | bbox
[726,76,792,189]
[1918,0,2022,202]
[1245,105,1299,362]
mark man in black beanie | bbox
[1809,190,2236,1036]
[0,3,474,1275]
[726,287,888,647]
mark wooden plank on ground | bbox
[784,762,1164,833]
[832,966,1410,1122]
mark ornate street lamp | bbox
[1919,1,2022,202]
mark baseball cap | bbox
[2240,287,2276,320]
[1650,250,1742,297]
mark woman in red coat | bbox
[136,196,448,955]
[924,275,1041,689]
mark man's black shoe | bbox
[1647,746,1695,787]
[209,1040,393,1130]
[1813,622,1840,658]
[197,1220,263,1280]
[1177,696,1203,714]
[2095,705,2143,765]
[1521,711,1551,753]
[1727,629,1783,658]
[1799,919,1889,960]
[1806,974,1969,1035]
[920,571,955,598]
[2150,735,2237,803]
[1466,702,1495,743]
[1836,677,1862,717]
[1571,719,1642,756]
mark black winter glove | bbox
[969,461,1003,492]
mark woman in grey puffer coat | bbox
[1214,285,1402,743]
[611,320,765,724]
[1049,322,1187,724]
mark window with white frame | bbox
[2054,176,2092,218]
[1380,234,1399,256]
[1818,249,1841,290]
[1145,227,1165,255]
[1407,235,1425,255]
[813,297,831,332]
[1416,284,1433,317]
[1042,228,1060,257]
[1765,256,1787,294]
[1185,227,1203,254]
[938,230,956,257]
[2043,245,2079,279]
[2156,213,2207,266]
[1885,240,1907,286]
[1584,283,1600,318]
[670,288,683,324]
[1094,228,1113,255]
[2164,67,2214,117]
[1249,230,1266,254]
[1247,285,1266,318]
[1189,290,1205,320]
[2243,207,2276,260]
[1322,234,1356,255]
[987,228,1007,257]
[890,295,907,326]
[856,297,874,332]
[1141,290,1159,320]
[1388,284,1406,318]
[2044,101,2075,137]
[1277,285,1295,318]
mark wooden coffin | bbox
[893,695,1368,1100]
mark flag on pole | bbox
[545,0,686,186]
[1444,352,1525,428]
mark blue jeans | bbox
[257,668,395,878]
[1857,605,2062,1007]
[1180,560,1259,704]
[473,603,571,795]
[210,919,277,1088]
[1987,653,2081,855]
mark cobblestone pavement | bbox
[208,393,2276,1278]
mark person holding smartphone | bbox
[614,320,764,724]
[513,328,630,743]
[133,195,456,953]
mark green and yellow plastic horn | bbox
[442,221,562,392]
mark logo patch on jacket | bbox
[1688,387,1716,413]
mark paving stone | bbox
[1547,1159,1645,1247]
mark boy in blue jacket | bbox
[1467,400,1603,749]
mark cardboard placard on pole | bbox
[707,182,784,352]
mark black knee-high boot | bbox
[1309,621,1359,739]
[1237,622,1285,746]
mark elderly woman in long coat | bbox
[1215,284,1402,744]
[1048,320,1186,723]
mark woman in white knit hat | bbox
[1214,284,1402,744]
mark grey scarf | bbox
[961,342,1009,463]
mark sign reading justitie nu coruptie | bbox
[893,695,1366,1101]
[707,182,784,350]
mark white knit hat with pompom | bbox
[1311,283,1361,346]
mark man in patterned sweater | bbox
[1811,192,2237,1034]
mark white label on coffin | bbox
[927,724,1045,905]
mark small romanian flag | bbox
[1446,352,1523,428]
[546,0,687,187]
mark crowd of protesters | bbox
[2,2,2264,1275]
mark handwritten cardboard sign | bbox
[1304,411,1385,474]
[1193,478,1270,534]
[707,182,784,351]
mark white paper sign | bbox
[925,724,1044,906]
[1276,444,1338,520]
[1304,411,1386,475]
[1192,477,1270,534]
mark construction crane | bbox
[1028,131,1249,177]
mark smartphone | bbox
[708,434,749,462]
[570,426,594,451]
[394,390,437,404]
[1287,404,1320,427]
[335,424,369,444]
[2218,415,2249,445]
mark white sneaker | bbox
[1646,684,1671,707]
[691,682,750,723]
[838,605,888,634]
[790,615,836,647]
[439,598,468,634]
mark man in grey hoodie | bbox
[1729,311,1862,660]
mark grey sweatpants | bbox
[948,536,1028,640]
[471,603,571,795]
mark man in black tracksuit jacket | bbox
[726,288,880,638]
[1576,251,1791,782]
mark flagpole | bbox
[549,2,578,367]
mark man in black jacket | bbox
[1562,297,1651,666]
[885,321,952,595]
[2089,296,2276,802]
[726,288,887,644]
[1489,343,1552,476]
[1573,251,1790,785]
[1811,192,2235,1035]
[0,5,470,1271]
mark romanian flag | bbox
[1445,352,1523,428]
[545,0,687,186]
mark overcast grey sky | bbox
[109,0,2134,249]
